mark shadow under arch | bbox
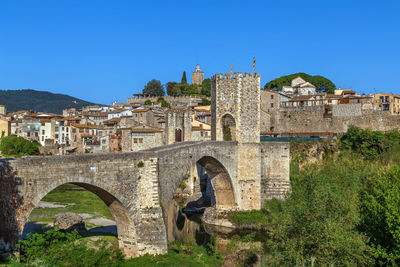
[21,182,137,258]
[197,156,236,209]
[167,155,237,243]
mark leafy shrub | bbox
[179,180,187,190]
[341,125,400,159]
[0,135,40,157]
[18,229,124,266]
[137,161,144,167]
[360,165,400,265]
[144,99,152,106]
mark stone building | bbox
[372,93,400,115]
[120,126,163,152]
[0,118,10,137]
[211,72,260,142]
[165,109,192,144]
[282,76,316,96]
[192,64,204,85]
[0,105,6,116]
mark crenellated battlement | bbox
[212,72,260,81]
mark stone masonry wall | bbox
[260,142,290,202]
[332,104,362,117]
[262,105,400,134]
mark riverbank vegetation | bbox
[231,126,400,266]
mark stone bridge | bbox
[0,141,289,257]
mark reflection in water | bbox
[179,163,215,246]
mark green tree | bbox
[142,79,165,96]
[340,125,398,159]
[261,155,373,266]
[201,78,211,96]
[144,99,152,106]
[0,135,40,157]
[181,71,187,84]
[264,73,336,94]
[166,82,179,96]
[186,84,199,95]
[157,97,171,108]
[360,165,400,265]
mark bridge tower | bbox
[211,72,260,142]
[211,72,262,210]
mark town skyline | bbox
[1,0,399,104]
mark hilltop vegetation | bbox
[0,89,98,114]
[264,72,336,94]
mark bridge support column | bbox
[236,143,261,210]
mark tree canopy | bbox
[201,78,211,97]
[264,73,336,94]
[142,79,165,96]
[0,135,40,157]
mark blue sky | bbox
[0,0,399,104]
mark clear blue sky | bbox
[1,0,399,104]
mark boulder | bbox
[54,212,86,232]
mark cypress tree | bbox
[181,71,187,84]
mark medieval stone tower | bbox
[165,110,192,144]
[211,72,262,210]
[211,72,261,143]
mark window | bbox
[42,130,45,135]
[99,131,103,136]
[139,138,143,143]
[385,96,390,102]
[133,138,138,143]
[271,95,274,99]
[270,103,274,108]
[55,134,59,138]
[55,127,59,132]
[102,139,106,144]
[201,132,204,137]
[380,96,384,102]
[205,132,208,136]
[27,125,31,131]
[79,128,84,133]
[27,132,30,137]
[72,128,76,133]
[42,136,44,141]
[35,125,39,131]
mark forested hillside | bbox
[0,89,99,114]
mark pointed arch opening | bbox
[221,113,236,141]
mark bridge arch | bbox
[165,152,237,242]
[20,181,138,258]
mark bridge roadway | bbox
[0,140,290,257]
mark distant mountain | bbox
[0,89,100,114]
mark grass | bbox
[29,184,113,222]
[124,241,223,267]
